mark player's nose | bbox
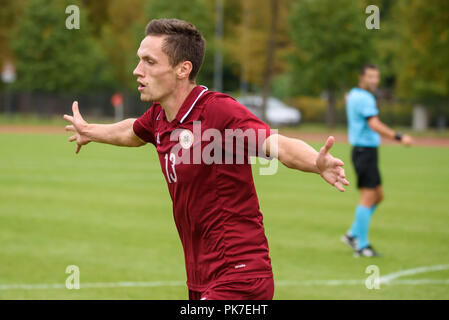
[133,61,144,77]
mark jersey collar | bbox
[159,85,208,125]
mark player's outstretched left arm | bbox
[63,101,146,154]
[263,134,349,192]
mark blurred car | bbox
[237,95,301,126]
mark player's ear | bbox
[176,61,193,80]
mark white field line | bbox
[0,265,448,291]
[379,264,449,284]
[276,279,449,286]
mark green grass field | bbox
[1,131,449,299]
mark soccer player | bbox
[342,64,413,257]
[63,19,348,300]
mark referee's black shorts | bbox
[351,146,381,189]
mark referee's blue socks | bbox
[348,205,378,250]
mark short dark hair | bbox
[145,18,205,81]
[359,64,379,75]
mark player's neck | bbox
[160,82,197,122]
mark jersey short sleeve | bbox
[204,95,273,159]
[133,105,157,145]
[358,93,379,119]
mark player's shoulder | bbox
[203,90,238,105]
[198,91,250,127]
[201,90,246,115]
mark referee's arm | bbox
[367,116,413,146]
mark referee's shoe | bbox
[341,234,357,250]
[354,245,380,257]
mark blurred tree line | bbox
[0,0,447,127]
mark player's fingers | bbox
[333,157,344,167]
[323,136,335,153]
[334,181,345,192]
[65,125,75,132]
[337,167,349,185]
[338,169,349,185]
[63,114,74,123]
[75,144,81,154]
[72,101,81,118]
[339,175,349,186]
[337,166,346,178]
[68,135,76,142]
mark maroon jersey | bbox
[133,85,273,291]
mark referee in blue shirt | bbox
[342,64,413,257]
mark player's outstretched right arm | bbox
[63,101,146,154]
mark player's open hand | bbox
[316,136,349,192]
[63,101,91,154]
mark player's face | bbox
[133,35,178,102]
[360,68,380,92]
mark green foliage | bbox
[10,0,114,93]
[3,0,447,110]
[144,0,214,38]
[0,0,25,62]
[289,95,327,123]
[392,0,449,104]
[97,0,146,90]
[225,0,294,89]
[288,0,374,96]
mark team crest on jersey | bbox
[179,129,194,149]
